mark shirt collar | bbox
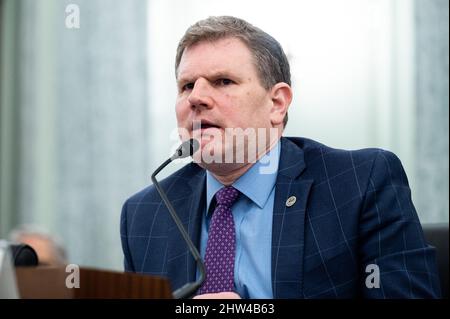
[206,140,281,214]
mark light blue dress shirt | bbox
[198,141,281,299]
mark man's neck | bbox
[208,137,281,186]
[210,162,254,186]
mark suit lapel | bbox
[166,164,206,290]
[165,138,313,297]
[186,169,207,281]
[271,137,313,298]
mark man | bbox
[121,16,440,298]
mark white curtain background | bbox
[415,0,449,223]
[1,0,150,270]
[0,0,447,271]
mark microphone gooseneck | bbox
[151,139,205,299]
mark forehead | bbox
[177,37,257,80]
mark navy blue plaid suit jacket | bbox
[120,137,441,298]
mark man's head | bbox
[175,16,292,176]
[175,16,291,127]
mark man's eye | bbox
[217,78,233,86]
[182,83,194,91]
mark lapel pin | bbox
[286,196,297,207]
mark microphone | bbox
[170,138,199,161]
[10,243,39,266]
[151,138,205,299]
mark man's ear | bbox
[269,83,293,127]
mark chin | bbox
[197,161,242,175]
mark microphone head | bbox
[172,139,199,160]
[10,243,39,266]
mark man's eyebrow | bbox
[177,71,241,85]
[177,76,194,85]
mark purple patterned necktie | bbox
[199,186,240,294]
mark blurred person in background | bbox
[10,225,67,266]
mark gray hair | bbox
[175,16,291,127]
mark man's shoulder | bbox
[124,162,204,205]
[285,136,400,164]
[283,136,404,178]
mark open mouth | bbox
[200,123,221,130]
[192,120,221,131]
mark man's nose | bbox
[188,78,213,110]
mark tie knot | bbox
[215,186,239,207]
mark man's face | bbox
[175,37,277,167]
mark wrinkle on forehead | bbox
[176,37,256,81]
